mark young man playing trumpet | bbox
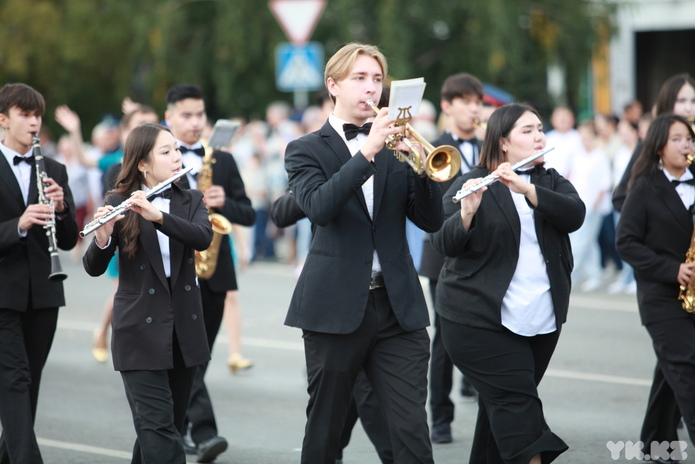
[284,42,443,463]
[0,83,78,463]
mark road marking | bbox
[58,320,651,387]
[545,368,651,387]
[569,294,638,312]
[38,437,200,462]
[37,438,131,459]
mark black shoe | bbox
[430,423,452,444]
[182,434,197,455]
[196,436,228,463]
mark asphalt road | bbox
[11,253,692,463]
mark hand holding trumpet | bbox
[360,105,422,162]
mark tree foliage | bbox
[0,0,615,135]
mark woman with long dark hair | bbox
[83,123,212,463]
[431,103,585,463]
[616,113,695,462]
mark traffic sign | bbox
[275,42,324,92]
[269,0,325,45]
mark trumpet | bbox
[366,100,461,182]
[80,166,193,237]
[474,118,487,129]
[452,147,555,203]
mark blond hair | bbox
[324,43,388,103]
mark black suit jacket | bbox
[0,152,78,311]
[82,185,213,371]
[188,149,255,292]
[431,166,585,331]
[270,190,306,229]
[616,169,695,325]
[419,132,482,280]
[284,121,443,334]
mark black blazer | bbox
[284,121,443,334]
[430,166,585,331]
[616,169,695,325]
[82,185,213,371]
[0,152,78,311]
[419,132,482,280]
[195,149,256,292]
[270,190,306,229]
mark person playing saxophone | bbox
[0,83,78,463]
[164,84,256,463]
[616,113,695,461]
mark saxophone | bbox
[194,139,233,280]
[679,146,695,312]
[679,228,695,312]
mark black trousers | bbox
[642,317,695,449]
[640,363,681,451]
[440,319,568,464]
[338,369,393,463]
[120,333,196,464]
[301,288,433,464]
[0,307,58,464]
[184,283,225,445]
[428,279,455,428]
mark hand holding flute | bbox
[81,166,192,241]
[452,147,554,203]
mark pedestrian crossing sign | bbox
[275,42,324,92]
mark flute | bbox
[80,166,193,237]
[452,147,555,203]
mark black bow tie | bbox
[672,178,695,186]
[150,187,172,200]
[517,164,544,174]
[13,155,34,165]
[180,146,206,157]
[343,123,372,140]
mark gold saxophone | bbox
[679,145,695,312]
[195,139,233,280]
[679,228,695,312]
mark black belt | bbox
[369,274,385,290]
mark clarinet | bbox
[32,134,67,281]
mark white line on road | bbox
[545,368,651,387]
[37,438,131,459]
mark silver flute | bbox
[452,147,555,203]
[80,166,193,237]
[33,134,67,281]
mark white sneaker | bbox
[623,281,636,294]
[581,279,602,292]
[607,280,625,295]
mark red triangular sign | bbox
[269,0,326,45]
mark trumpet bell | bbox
[424,145,461,182]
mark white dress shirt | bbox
[328,114,382,277]
[501,174,556,336]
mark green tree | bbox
[0,0,615,134]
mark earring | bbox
[658,157,663,170]
[143,171,147,179]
